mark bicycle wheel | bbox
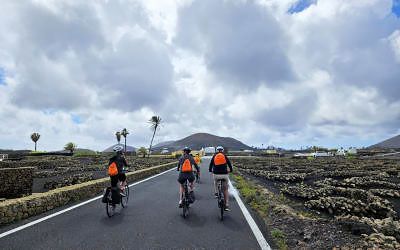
[106,194,115,218]
[219,198,224,221]
[182,182,189,218]
[120,185,129,208]
[218,182,224,221]
[182,200,188,218]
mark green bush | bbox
[271,229,288,250]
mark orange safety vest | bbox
[214,153,227,165]
[181,158,192,172]
[108,162,118,176]
[194,156,201,165]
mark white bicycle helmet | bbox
[113,144,124,152]
[216,146,224,152]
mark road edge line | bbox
[229,180,271,250]
[0,167,175,239]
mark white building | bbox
[204,147,216,155]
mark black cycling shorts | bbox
[178,172,195,184]
[110,173,127,187]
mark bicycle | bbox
[105,183,129,218]
[216,179,226,221]
[181,179,191,218]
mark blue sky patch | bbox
[393,0,400,17]
[71,114,83,124]
[0,68,5,85]
[288,0,317,14]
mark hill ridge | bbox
[153,133,251,151]
[370,134,400,149]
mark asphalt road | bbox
[1,158,264,249]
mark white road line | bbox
[229,180,271,250]
[0,167,175,239]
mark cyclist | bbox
[194,153,201,165]
[177,147,199,207]
[209,146,233,211]
[109,145,128,203]
[194,153,201,181]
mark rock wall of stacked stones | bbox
[0,162,176,226]
[0,167,34,199]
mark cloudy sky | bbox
[0,0,399,151]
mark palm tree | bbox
[148,116,162,158]
[64,142,77,154]
[115,131,121,144]
[121,128,129,153]
[31,132,40,151]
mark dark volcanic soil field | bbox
[232,156,400,249]
[1,155,176,193]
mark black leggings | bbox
[110,173,127,187]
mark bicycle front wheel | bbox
[121,185,129,208]
[218,184,224,221]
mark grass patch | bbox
[73,151,98,157]
[271,229,288,250]
[30,151,47,154]
[232,174,269,217]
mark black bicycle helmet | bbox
[183,147,191,153]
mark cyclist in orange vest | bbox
[209,146,233,211]
[109,145,129,206]
[177,147,199,207]
[193,153,201,182]
[194,154,201,165]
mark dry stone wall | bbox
[0,162,176,226]
[0,167,34,199]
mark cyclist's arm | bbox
[122,157,128,168]
[226,157,233,173]
[177,158,182,171]
[194,161,200,173]
[209,155,215,172]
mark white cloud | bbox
[0,0,399,151]
[389,30,400,62]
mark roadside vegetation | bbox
[0,155,176,194]
[232,156,400,249]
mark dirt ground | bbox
[232,156,400,249]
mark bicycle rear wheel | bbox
[106,194,115,218]
[182,182,190,218]
[218,182,224,221]
[182,200,189,218]
[219,199,224,221]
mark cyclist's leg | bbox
[188,173,195,192]
[222,175,230,207]
[177,173,185,205]
[118,173,127,191]
[110,175,119,205]
[213,174,218,196]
